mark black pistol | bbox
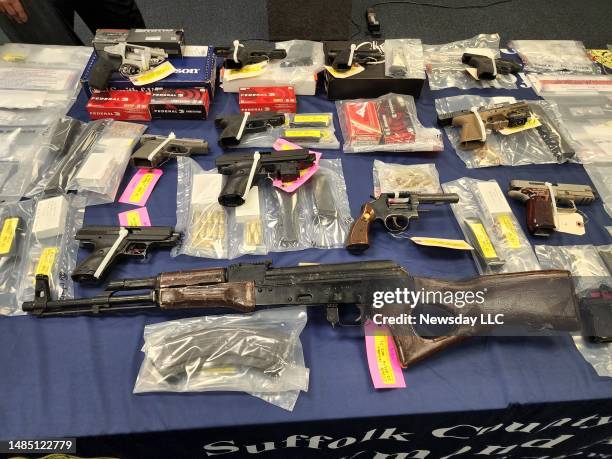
[72,226,180,284]
[215,111,285,148]
[130,133,209,168]
[327,44,384,72]
[461,52,522,80]
[214,40,287,69]
[215,150,316,207]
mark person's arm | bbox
[0,0,28,23]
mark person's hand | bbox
[0,0,28,23]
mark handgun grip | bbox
[218,167,251,207]
[346,203,376,253]
[463,54,495,80]
[72,243,119,284]
[385,270,578,367]
[526,193,556,236]
[453,114,485,149]
[89,52,122,91]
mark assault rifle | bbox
[23,261,579,367]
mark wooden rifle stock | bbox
[383,270,579,367]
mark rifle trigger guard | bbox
[326,304,339,327]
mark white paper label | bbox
[490,96,517,105]
[556,212,586,236]
[75,153,114,182]
[0,90,46,108]
[192,174,224,205]
[0,67,75,91]
[33,195,68,238]
[235,186,260,221]
[477,181,512,215]
[183,46,208,57]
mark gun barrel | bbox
[76,226,179,242]
[105,276,159,291]
[22,292,157,317]
[414,193,460,204]
[386,192,459,204]
[215,149,313,167]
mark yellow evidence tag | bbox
[224,63,268,81]
[410,237,474,251]
[0,217,19,255]
[130,61,176,86]
[498,116,542,135]
[35,247,58,278]
[496,214,521,248]
[374,334,396,385]
[125,210,143,227]
[293,114,331,126]
[466,220,498,259]
[325,64,365,79]
[128,172,156,203]
[283,129,322,140]
[1,53,25,62]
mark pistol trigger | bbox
[556,199,577,213]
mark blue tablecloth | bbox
[0,74,611,458]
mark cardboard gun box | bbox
[80,45,216,98]
[323,41,425,100]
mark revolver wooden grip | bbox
[384,270,578,368]
[346,203,376,253]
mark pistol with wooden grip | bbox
[508,180,596,236]
[22,261,579,367]
[346,192,460,253]
[437,101,531,149]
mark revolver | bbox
[89,28,184,91]
[214,40,287,69]
[346,191,460,253]
[437,101,531,149]
[508,180,596,236]
[72,226,180,284]
[215,150,316,207]
[131,132,209,168]
[461,52,522,80]
[89,43,168,90]
[215,111,286,147]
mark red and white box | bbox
[341,101,382,145]
[87,90,152,121]
[149,88,210,120]
[239,86,297,113]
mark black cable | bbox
[369,0,516,10]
